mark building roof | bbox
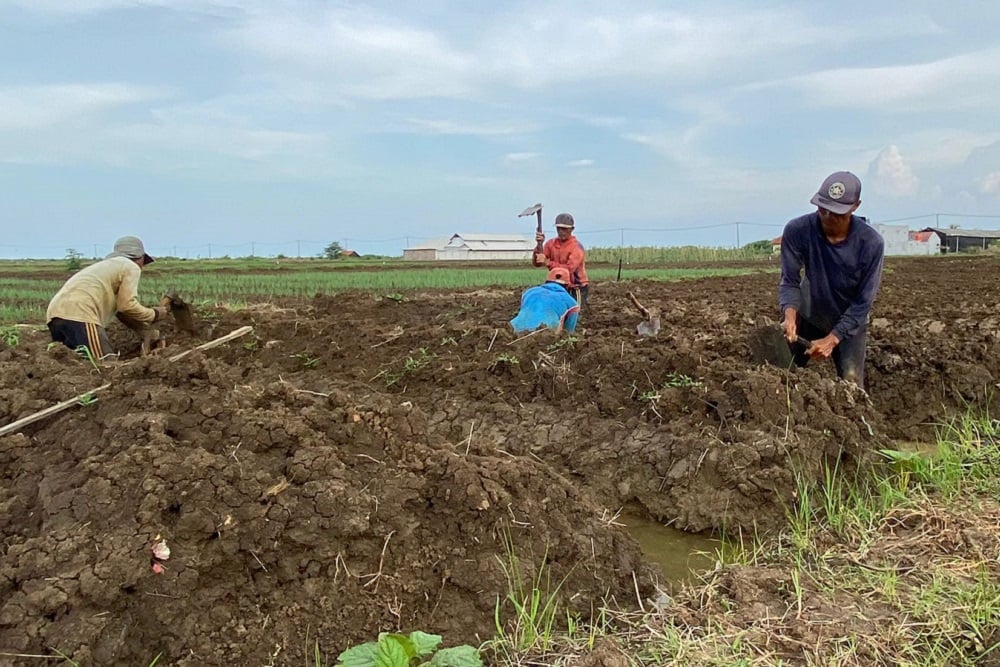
[407,233,533,251]
[452,233,529,242]
[405,237,452,250]
[921,227,1000,239]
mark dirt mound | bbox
[2,255,999,664]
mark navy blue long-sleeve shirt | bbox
[778,212,884,341]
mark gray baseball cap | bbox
[810,171,862,215]
[107,236,155,264]
[554,212,575,228]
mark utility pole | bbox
[251,242,255,257]
[297,240,301,258]
[208,243,212,259]
[736,223,741,248]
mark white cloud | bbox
[404,118,536,136]
[567,159,594,167]
[887,129,1000,167]
[748,47,1000,112]
[503,152,540,165]
[978,172,1000,195]
[220,5,942,104]
[6,0,254,16]
[0,83,169,130]
[870,145,919,197]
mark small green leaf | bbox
[409,631,442,657]
[375,635,410,667]
[381,633,417,659]
[429,645,483,667]
[337,641,379,667]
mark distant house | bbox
[873,224,939,256]
[403,233,534,261]
[341,249,361,258]
[402,237,451,261]
[771,236,782,254]
[921,227,1000,253]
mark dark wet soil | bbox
[1,255,998,665]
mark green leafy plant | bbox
[291,352,321,369]
[322,241,344,259]
[638,388,659,402]
[383,293,407,303]
[335,631,481,667]
[74,345,101,372]
[546,335,579,352]
[243,337,260,351]
[0,326,19,347]
[385,347,434,386]
[488,352,519,372]
[662,372,702,388]
[879,448,931,493]
[77,392,98,406]
[439,336,458,347]
[65,248,84,272]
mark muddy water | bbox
[621,511,720,588]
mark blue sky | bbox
[2,1,999,258]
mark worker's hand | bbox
[534,252,547,264]
[152,306,169,322]
[808,333,840,359]
[535,231,545,243]
[781,307,799,343]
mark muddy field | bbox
[1,256,998,665]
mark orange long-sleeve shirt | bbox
[533,235,588,287]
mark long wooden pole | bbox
[0,326,254,438]
[0,384,112,438]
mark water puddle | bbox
[620,511,720,588]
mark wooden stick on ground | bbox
[626,291,651,320]
[168,325,253,361]
[0,326,255,438]
[0,384,112,438]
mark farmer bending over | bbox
[510,268,580,334]
[46,236,168,360]
[533,212,589,309]
[779,171,884,389]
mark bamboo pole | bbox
[0,384,112,438]
[168,325,253,361]
[0,326,254,438]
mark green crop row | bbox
[0,263,767,326]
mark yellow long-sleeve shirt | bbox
[46,256,156,327]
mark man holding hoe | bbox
[46,236,168,360]
[533,212,589,309]
[779,171,884,389]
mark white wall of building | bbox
[873,224,939,256]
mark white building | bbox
[403,233,534,261]
[872,224,940,256]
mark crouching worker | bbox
[510,268,581,334]
[46,236,168,361]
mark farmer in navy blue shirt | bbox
[779,171,884,389]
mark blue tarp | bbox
[510,283,580,333]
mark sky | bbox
[1,1,999,258]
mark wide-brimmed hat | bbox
[107,236,154,264]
